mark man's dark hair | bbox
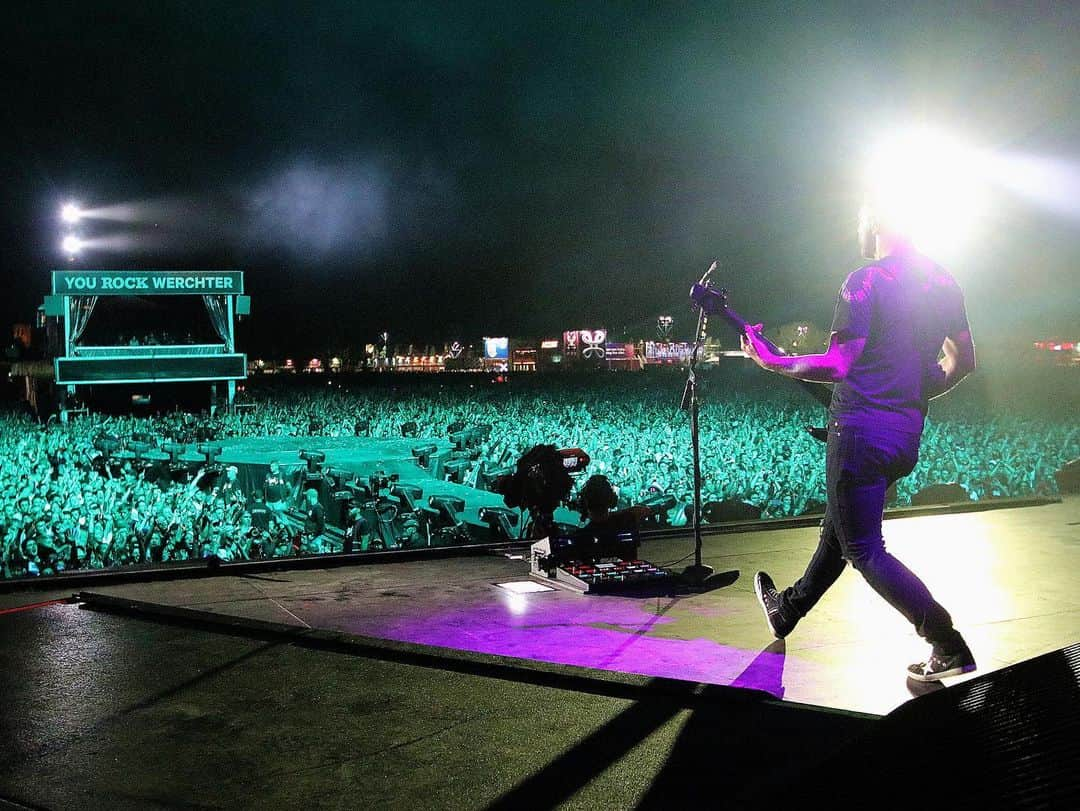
[579,474,617,517]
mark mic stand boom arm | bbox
[679,261,716,586]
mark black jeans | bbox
[779,420,964,653]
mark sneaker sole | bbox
[753,574,784,640]
[906,662,977,683]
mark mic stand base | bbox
[680,562,714,586]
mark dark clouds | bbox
[0,1,1077,354]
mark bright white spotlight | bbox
[60,203,83,224]
[863,126,991,258]
[61,235,83,255]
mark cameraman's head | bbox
[579,474,618,524]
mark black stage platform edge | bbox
[0,797,45,811]
[0,495,1059,595]
[776,641,1080,810]
[75,590,878,721]
[0,540,520,595]
[641,494,1062,541]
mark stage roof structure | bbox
[44,269,249,388]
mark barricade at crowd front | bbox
[2,373,1076,578]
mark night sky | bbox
[1,1,1077,356]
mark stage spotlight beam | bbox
[61,235,83,255]
[863,126,991,258]
[61,203,83,224]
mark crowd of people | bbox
[2,368,1076,579]
[0,413,310,578]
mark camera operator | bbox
[256,515,291,559]
[344,505,369,553]
[578,474,650,534]
[301,487,327,552]
[398,512,423,548]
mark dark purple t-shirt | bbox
[828,251,969,435]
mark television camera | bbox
[493,444,590,539]
[299,449,326,478]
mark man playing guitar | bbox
[741,199,978,683]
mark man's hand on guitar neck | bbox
[740,323,774,372]
[741,324,865,384]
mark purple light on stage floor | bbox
[495,580,556,616]
[338,589,789,698]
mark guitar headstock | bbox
[689,282,728,315]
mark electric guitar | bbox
[690,281,831,441]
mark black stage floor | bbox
[2,497,1077,809]
[0,602,873,810]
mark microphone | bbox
[698,259,718,287]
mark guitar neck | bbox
[707,293,833,410]
[714,303,785,357]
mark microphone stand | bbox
[680,261,716,586]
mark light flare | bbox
[863,126,993,258]
[60,202,83,224]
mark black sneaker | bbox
[907,645,977,682]
[753,571,796,639]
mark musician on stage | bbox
[741,198,977,682]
